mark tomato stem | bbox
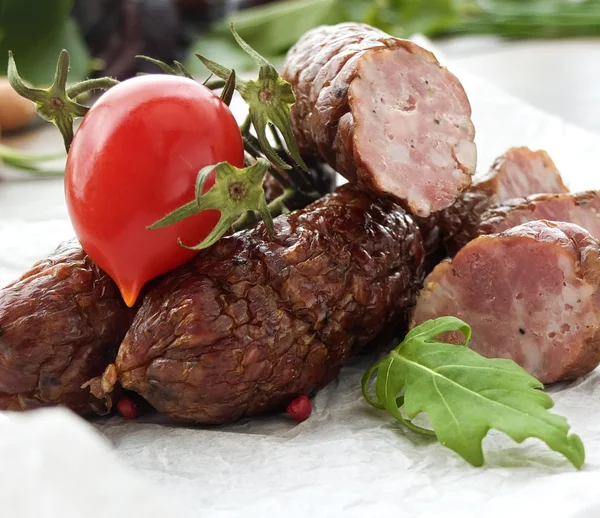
[242,124,311,194]
[196,24,309,173]
[233,186,321,232]
[264,165,292,190]
[267,169,291,190]
[268,124,313,191]
[7,50,119,152]
[240,114,252,136]
[204,78,227,90]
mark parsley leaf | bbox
[362,316,585,468]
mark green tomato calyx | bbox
[148,158,274,250]
[195,24,308,173]
[7,50,118,151]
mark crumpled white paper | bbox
[3,49,600,518]
[0,409,192,517]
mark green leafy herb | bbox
[219,69,236,106]
[0,143,65,176]
[362,316,585,469]
[185,0,343,74]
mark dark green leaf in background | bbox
[185,0,600,70]
[0,0,88,84]
[187,37,257,76]
[186,0,344,73]
[218,0,343,56]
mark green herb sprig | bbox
[362,317,585,469]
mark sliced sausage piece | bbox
[427,147,570,256]
[0,240,135,415]
[474,146,568,199]
[101,185,425,424]
[478,191,600,238]
[282,23,476,217]
[440,190,600,257]
[411,220,600,384]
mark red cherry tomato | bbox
[65,75,244,306]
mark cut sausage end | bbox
[350,45,476,217]
[411,220,600,384]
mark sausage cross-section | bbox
[282,23,477,217]
[103,185,425,424]
[411,220,600,384]
[0,240,134,415]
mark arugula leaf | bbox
[362,317,585,468]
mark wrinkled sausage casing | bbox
[0,240,134,415]
[412,220,600,384]
[113,185,425,424]
[282,23,476,217]
[0,173,333,418]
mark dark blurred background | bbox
[2,0,600,86]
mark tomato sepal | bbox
[195,24,309,173]
[133,55,230,92]
[7,50,118,151]
[148,158,274,250]
[219,69,237,106]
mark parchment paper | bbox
[2,46,600,518]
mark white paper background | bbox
[3,47,600,518]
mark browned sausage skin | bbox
[103,185,425,424]
[0,174,335,417]
[411,220,600,384]
[439,190,600,259]
[0,240,134,415]
[282,23,476,217]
